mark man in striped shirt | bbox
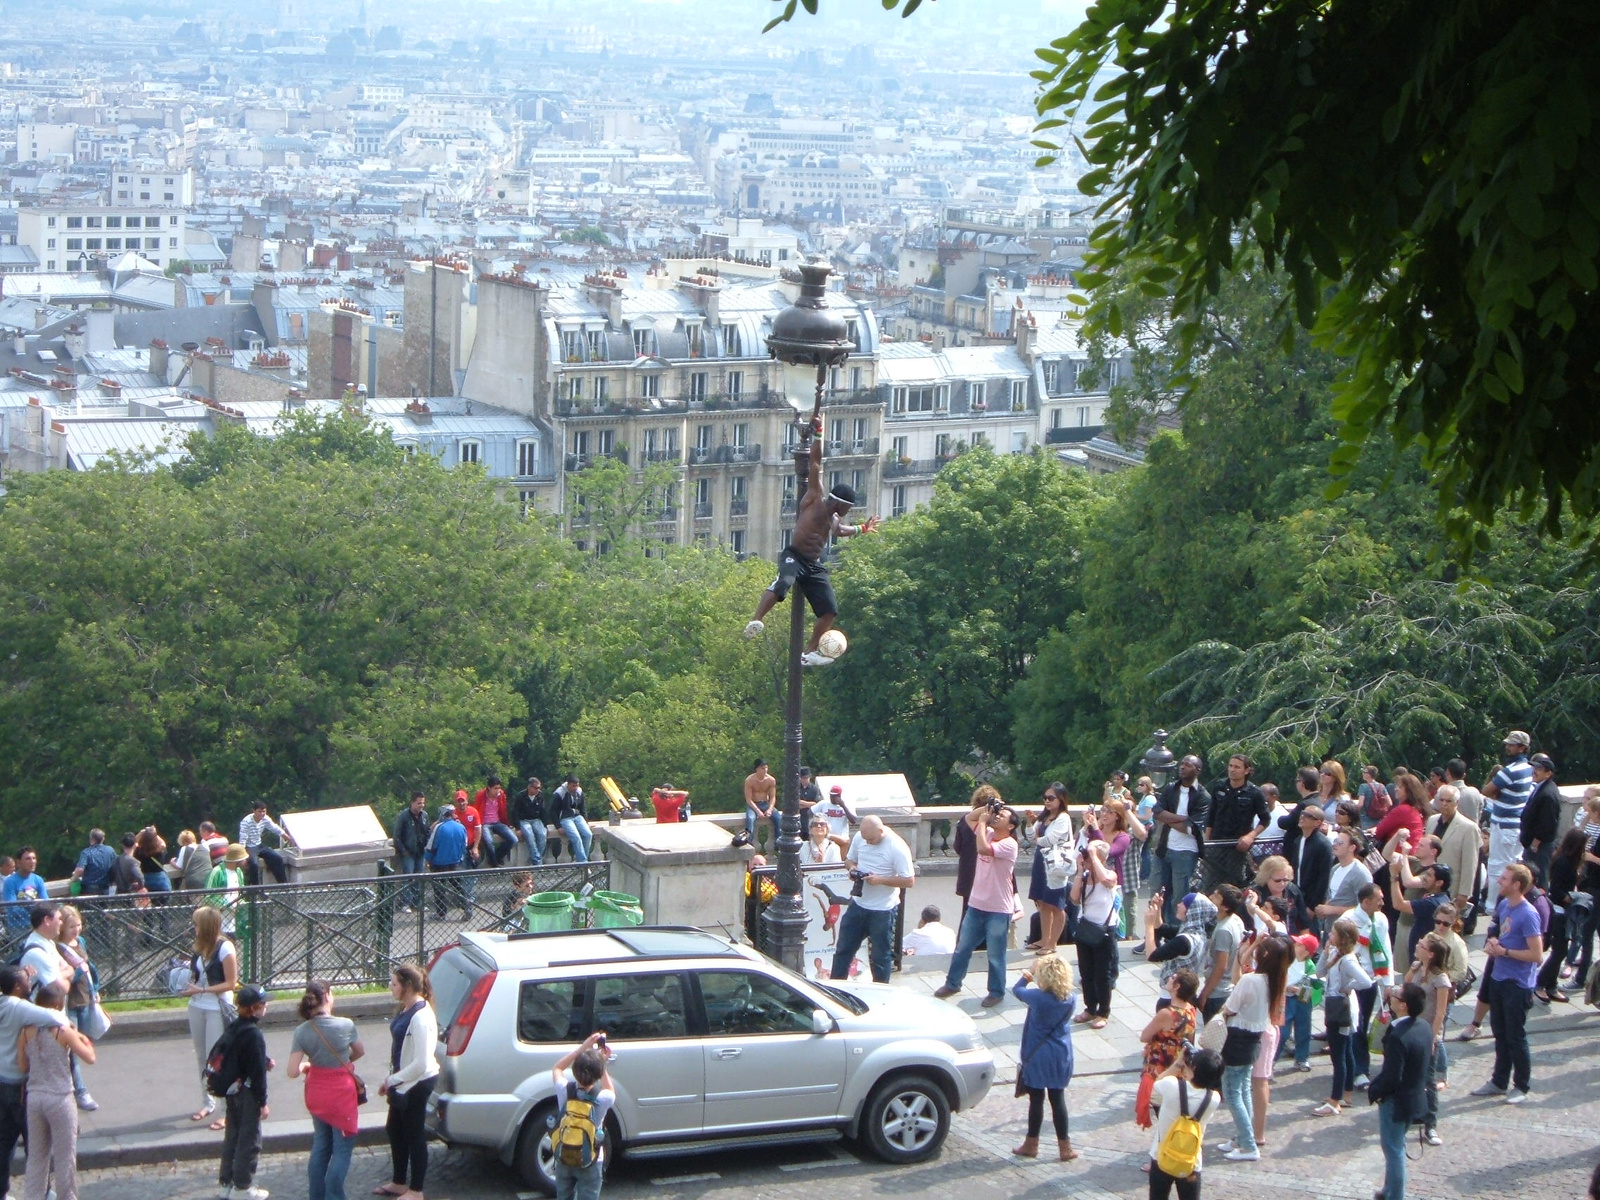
[1481,730,1534,908]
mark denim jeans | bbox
[395,852,424,909]
[1487,976,1532,1093]
[946,906,1010,998]
[832,901,895,982]
[1353,984,1378,1078]
[744,808,781,850]
[555,1156,604,1200]
[1282,995,1313,1065]
[1328,1027,1356,1100]
[1153,849,1199,926]
[519,820,547,866]
[561,815,594,862]
[1424,1037,1444,1129]
[309,1116,357,1200]
[1221,1063,1256,1153]
[1377,1098,1409,1200]
[483,822,518,867]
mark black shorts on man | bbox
[769,546,837,617]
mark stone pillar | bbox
[596,821,751,935]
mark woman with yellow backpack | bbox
[1147,1047,1225,1200]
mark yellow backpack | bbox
[1155,1079,1210,1179]
[554,1082,601,1168]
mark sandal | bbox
[190,1107,214,1122]
[208,1118,226,1131]
[372,1188,407,1197]
[1311,1102,1342,1117]
[1072,1011,1094,1023]
[1089,1018,1108,1029]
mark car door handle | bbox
[713,1047,742,1059]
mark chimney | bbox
[34,307,48,330]
[64,325,86,362]
[149,338,169,379]
[1015,309,1038,363]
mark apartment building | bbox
[15,166,191,272]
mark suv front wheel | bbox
[861,1074,950,1164]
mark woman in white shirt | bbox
[1025,785,1075,952]
[1216,937,1287,1162]
[802,817,842,865]
[376,965,439,1200]
[182,905,238,1128]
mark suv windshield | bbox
[757,956,870,1015]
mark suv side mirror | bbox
[811,1008,834,1036]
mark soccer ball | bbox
[817,629,849,660]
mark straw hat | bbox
[224,843,250,865]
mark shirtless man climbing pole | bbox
[743,414,878,665]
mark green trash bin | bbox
[591,890,644,929]
[524,891,575,933]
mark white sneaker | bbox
[1505,1089,1529,1105]
[75,1090,98,1111]
[217,1188,233,1200]
[1469,1081,1506,1097]
[743,619,765,639]
[800,650,835,667]
[1223,1148,1260,1162]
[241,1188,270,1200]
[1353,1074,1370,1088]
[1215,1141,1235,1154]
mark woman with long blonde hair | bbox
[1011,954,1079,1163]
[183,905,238,1127]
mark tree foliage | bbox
[819,448,1098,800]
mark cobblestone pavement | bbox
[77,1014,1598,1200]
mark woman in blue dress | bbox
[1012,953,1079,1162]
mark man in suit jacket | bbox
[1283,804,1335,915]
[1427,785,1480,913]
[1369,982,1433,1200]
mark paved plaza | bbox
[59,864,1600,1200]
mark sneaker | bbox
[1292,1062,1314,1073]
[800,650,834,667]
[1456,1024,1481,1042]
[1424,1127,1443,1146]
[1469,1082,1507,1097]
[75,1090,98,1112]
[743,619,765,639]
[1353,1074,1370,1089]
[241,1188,270,1200]
[1505,1089,1529,1105]
[218,1189,233,1200]
[1223,1148,1260,1162]
[1215,1141,1236,1154]
[1131,944,1146,955]
[933,985,959,999]
[980,993,1005,1008]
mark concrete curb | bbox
[103,991,399,1041]
[67,1112,394,1172]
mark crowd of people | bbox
[929,729,1598,1200]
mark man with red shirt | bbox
[454,790,483,864]
[473,775,518,866]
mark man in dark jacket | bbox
[1284,805,1335,932]
[391,793,431,912]
[1368,982,1433,1200]
[549,775,593,863]
[513,777,548,865]
[1151,755,1210,925]
[1520,754,1562,888]
[1201,754,1271,892]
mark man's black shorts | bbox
[769,545,837,617]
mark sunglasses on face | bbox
[1434,918,1453,926]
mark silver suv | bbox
[426,925,993,1193]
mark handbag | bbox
[310,1019,369,1105]
[1221,1025,1262,1067]
[1198,1011,1228,1053]
[81,1002,112,1041]
[1073,876,1119,948]
[1043,840,1072,890]
[1325,992,1352,1029]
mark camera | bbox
[849,869,866,897]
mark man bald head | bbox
[859,814,885,843]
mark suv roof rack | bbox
[501,925,745,957]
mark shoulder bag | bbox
[310,1019,369,1105]
[1074,877,1119,949]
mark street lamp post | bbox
[1138,729,1177,792]
[761,258,855,972]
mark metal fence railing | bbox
[1,861,610,1002]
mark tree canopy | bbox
[770,0,1600,557]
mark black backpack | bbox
[203,1024,245,1097]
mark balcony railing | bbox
[556,388,784,418]
[1044,425,1106,444]
[564,448,628,472]
[781,496,798,514]
[730,496,749,517]
[824,437,879,458]
[821,385,888,408]
[693,501,713,519]
[687,443,763,466]
[883,457,942,478]
[642,447,682,463]
[650,506,678,523]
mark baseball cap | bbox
[1292,933,1320,956]
[829,785,843,795]
[439,803,456,817]
[454,788,469,800]
[234,984,268,1008]
[1504,729,1531,747]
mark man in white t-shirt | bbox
[1152,755,1211,926]
[19,903,67,995]
[901,905,957,956]
[816,784,857,848]
[1316,830,1373,927]
[829,816,915,984]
